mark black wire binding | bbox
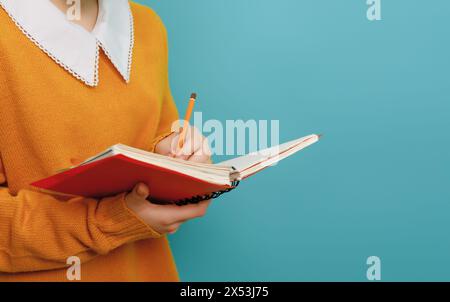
[150,167,241,206]
[174,178,240,206]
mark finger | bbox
[173,200,210,221]
[172,123,191,154]
[166,222,182,234]
[175,127,196,159]
[149,200,210,223]
[175,201,210,221]
[154,132,178,156]
[129,183,149,201]
[175,127,203,159]
[188,139,212,163]
[168,132,181,156]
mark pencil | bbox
[177,93,197,152]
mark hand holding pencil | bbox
[154,93,212,162]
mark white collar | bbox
[0,0,134,86]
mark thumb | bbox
[130,183,149,200]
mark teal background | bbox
[136,0,450,281]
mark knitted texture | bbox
[0,2,179,281]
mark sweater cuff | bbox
[96,192,162,250]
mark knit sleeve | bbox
[0,156,161,273]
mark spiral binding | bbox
[150,167,241,206]
[174,179,240,206]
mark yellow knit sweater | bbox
[0,2,180,281]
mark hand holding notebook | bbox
[31,134,320,205]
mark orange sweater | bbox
[0,3,180,281]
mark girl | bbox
[0,0,211,281]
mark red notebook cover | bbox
[30,154,231,203]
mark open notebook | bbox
[31,134,320,205]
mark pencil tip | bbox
[317,134,323,139]
[190,93,197,100]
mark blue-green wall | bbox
[135,0,450,281]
